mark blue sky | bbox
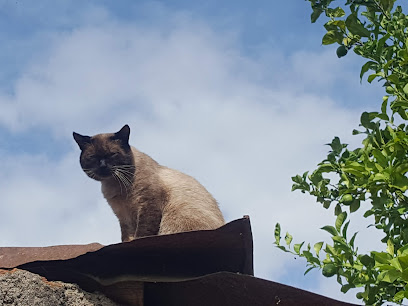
[0,0,395,303]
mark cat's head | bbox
[73,125,134,181]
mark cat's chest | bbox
[102,188,134,221]
[101,180,126,200]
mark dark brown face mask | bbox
[73,125,134,181]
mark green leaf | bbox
[395,163,408,174]
[350,232,358,248]
[335,203,342,216]
[393,291,406,302]
[397,245,408,256]
[372,251,392,264]
[379,0,396,12]
[336,273,342,285]
[332,235,349,249]
[342,220,350,239]
[345,13,370,37]
[304,266,314,275]
[387,239,395,256]
[376,113,389,120]
[397,108,408,120]
[364,210,374,218]
[274,223,281,245]
[294,242,305,254]
[276,245,290,253]
[398,255,408,270]
[401,267,408,281]
[376,32,391,56]
[382,96,388,114]
[303,250,321,265]
[327,7,345,18]
[322,30,344,45]
[367,72,383,83]
[372,149,387,167]
[398,207,408,215]
[383,58,394,71]
[324,19,346,31]
[360,254,375,268]
[285,232,293,246]
[335,212,347,232]
[327,137,343,154]
[386,86,395,94]
[372,173,387,182]
[350,199,360,213]
[311,8,324,23]
[314,241,324,257]
[341,284,355,293]
[317,163,334,173]
[378,269,401,283]
[321,225,339,236]
[391,173,408,192]
[360,61,377,81]
[387,74,399,85]
[392,100,408,109]
[325,244,337,256]
[389,258,403,271]
[360,112,371,128]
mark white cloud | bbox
[0,5,383,304]
[0,152,119,246]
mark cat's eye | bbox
[110,153,119,158]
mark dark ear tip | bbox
[120,124,130,134]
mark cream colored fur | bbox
[101,146,225,239]
[158,167,225,234]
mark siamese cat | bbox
[73,125,225,242]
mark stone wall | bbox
[0,269,117,306]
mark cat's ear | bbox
[73,132,92,150]
[114,125,130,148]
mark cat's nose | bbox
[100,159,107,167]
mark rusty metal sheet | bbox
[0,243,104,268]
[144,271,357,306]
[1,217,253,283]
[0,217,355,306]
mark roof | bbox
[0,217,356,305]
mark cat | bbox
[73,124,225,242]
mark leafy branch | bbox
[276,0,408,304]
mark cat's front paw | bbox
[122,236,135,242]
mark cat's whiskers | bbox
[115,169,134,177]
[119,173,132,196]
[118,165,136,169]
[115,166,135,173]
[112,165,135,177]
[112,170,125,195]
[112,168,134,197]
[83,169,96,179]
[115,169,133,188]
